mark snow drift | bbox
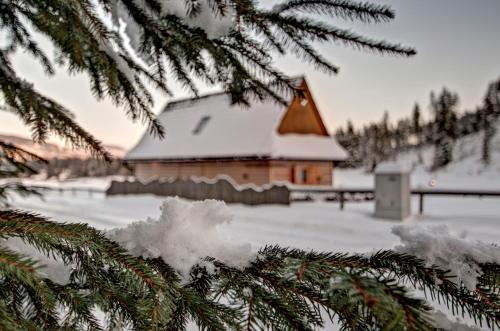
[107,197,253,277]
[392,225,500,290]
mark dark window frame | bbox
[192,115,211,134]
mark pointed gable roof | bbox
[125,78,348,162]
[278,79,329,136]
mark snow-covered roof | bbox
[125,91,348,161]
[375,162,410,174]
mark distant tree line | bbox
[335,76,500,171]
[31,158,132,179]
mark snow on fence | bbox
[105,178,290,205]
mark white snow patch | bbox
[1,238,72,284]
[242,287,253,298]
[431,310,481,331]
[392,225,500,290]
[107,197,253,277]
[97,37,136,82]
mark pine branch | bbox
[0,140,45,205]
[0,66,112,160]
[45,280,104,330]
[2,0,415,162]
[0,210,498,329]
[264,13,416,57]
[367,250,500,328]
[0,210,179,329]
[241,246,499,329]
[0,246,59,328]
[273,0,395,23]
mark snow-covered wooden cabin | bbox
[124,78,348,186]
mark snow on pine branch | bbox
[392,225,500,290]
[1,198,252,285]
[110,0,233,58]
[92,0,233,76]
[5,195,499,293]
[107,197,253,277]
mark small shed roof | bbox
[375,162,410,174]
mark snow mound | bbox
[107,197,253,277]
[392,225,500,290]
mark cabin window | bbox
[192,115,211,135]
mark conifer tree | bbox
[346,120,362,165]
[480,79,500,165]
[430,89,459,170]
[458,110,479,136]
[412,103,423,145]
[0,1,499,330]
[336,120,361,166]
[335,127,348,154]
[362,111,392,170]
[379,111,392,160]
[359,124,371,170]
[394,118,411,151]
[365,124,378,171]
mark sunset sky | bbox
[1,0,499,149]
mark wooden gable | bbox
[277,79,329,136]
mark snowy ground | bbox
[6,121,500,329]
[7,181,500,253]
[5,175,500,330]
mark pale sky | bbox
[1,0,500,149]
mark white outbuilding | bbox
[374,163,411,221]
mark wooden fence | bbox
[290,187,500,213]
[24,183,500,212]
[413,188,500,214]
[105,178,290,205]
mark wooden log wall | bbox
[105,178,290,205]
